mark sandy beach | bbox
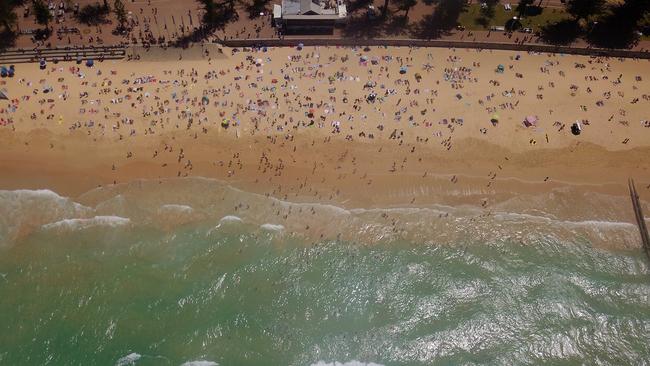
[1,44,649,246]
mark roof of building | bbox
[281,0,338,16]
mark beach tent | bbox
[0,90,8,100]
[523,115,537,127]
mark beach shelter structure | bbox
[0,90,8,100]
[523,115,538,127]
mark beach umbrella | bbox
[39,59,47,70]
[414,73,422,81]
[360,55,368,62]
[202,96,209,105]
[271,78,278,83]
[363,46,371,52]
[8,65,14,77]
[297,43,304,50]
[86,59,94,67]
[496,64,505,73]
[491,114,499,124]
[0,90,8,100]
[399,66,408,74]
[221,119,229,128]
[76,55,82,64]
[0,67,7,78]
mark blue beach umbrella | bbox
[399,66,407,74]
[0,66,7,78]
[39,59,47,69]
[86,59,94,67]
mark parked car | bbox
[490,26,506,31]
[504,3,512,11]
[522,27,533,33]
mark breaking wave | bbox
[0,177,646,249]
[115,353,141,366]
[41,216,131,231]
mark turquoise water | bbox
[0,181,649,365]
[1,225,649,365]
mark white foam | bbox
[115,352,141,366]
[159,204,194,213]
[260,223,285,232]
[219,215,243,223]
[180,361,219,366]
[493,212,636,229]
[41,216,131,231]
[310,361,384,366]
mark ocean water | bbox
[0,179,649,365]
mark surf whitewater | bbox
[0,177,644,249]
[0,178,649,364]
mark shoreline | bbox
[1,45,650,247]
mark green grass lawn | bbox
[458,4,571,32]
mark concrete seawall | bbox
[221,37,650,60]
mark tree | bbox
[32,0,52,29]
[566,0,605,21]
[516,0,534,17]
[396,0,417,18]
[113,0,127,29]
[76,3,110,25]
[199,0,218,25]
[0,0,18,33]
[382,0,390,18]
